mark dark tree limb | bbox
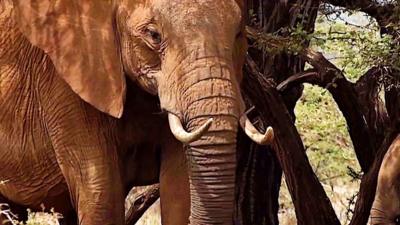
[384,67,400,128]
[278,60,390,156]
[125,185,160,225]
[243,55,340,225]
[247,27,386,171]
[276,69,319,91]
[322,0,398,35]
[236,1,322,224]
[277,48,395,224]
[321,0,395,22]
[354,68,390,150]
[386,84,400,127]
[236,129,281,225]
[245,2,399,225]
[299,48,376,172]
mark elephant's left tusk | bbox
[168,113,213,144]
[239,115,274,145]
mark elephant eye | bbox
[395,215,400,225]
[144,27,162,48]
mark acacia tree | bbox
[237,0,400,225]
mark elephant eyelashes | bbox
[143,27,162,50]
[148,29,161,43]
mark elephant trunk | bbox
[186,127,237,225]
[179,63,240,225]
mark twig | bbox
[125,185,160,225]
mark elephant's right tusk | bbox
[239,115,274,145]
[168,113,213,144]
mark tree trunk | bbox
[236,1,341,225]
[242,56,341,225]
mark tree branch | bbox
[321,0,395,20]
[354,67,390,149]
[276,49,394,224]
[242,55,340,225]
[299,48,376,172]
[125,185,160,225]
[277,69,319,91]
[322,0,398,35]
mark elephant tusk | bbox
[239,115,274,145]
[168,113,213,144]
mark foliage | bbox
[312,9,398,81]
[296,85,359,183]
[281,8,389,223]
[249,4,396,186]
[248,5,399,83]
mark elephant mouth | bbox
[167,112,274,145]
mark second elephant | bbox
[370,135,400,225]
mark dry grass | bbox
[278,177,360,225]
[131,179,360,225]
[0,206,61,225]
[0,180,358,225]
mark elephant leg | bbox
[47,118,124,225]
[40,83,125,225]
[46,116,124,225]
[160,132,190,225]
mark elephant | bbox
[370,134,400,225]
[0,0,274,225]
[370,135,400,225]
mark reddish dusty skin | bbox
[370,135,400,225]
[0,0,258,224]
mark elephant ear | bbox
[235,0,247,22]
[13,0,126,118]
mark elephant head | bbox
[370,135,400,225]
[13,0,274,224]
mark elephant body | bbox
[370,135,400,225]
[0,5,170,223]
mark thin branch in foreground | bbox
[277,69,319,91]
[125,185,160,225]
[0,204,18,225]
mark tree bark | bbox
[242,56,341,225]
[236,1,343,224]
[125,185,160,225]
[277,48,384,171]
[236,130,281,225]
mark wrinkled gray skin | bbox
[370,135,400,225]
[0,0,249,224]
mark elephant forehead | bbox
[152,0,241,31]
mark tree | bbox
[237,0,400,224]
